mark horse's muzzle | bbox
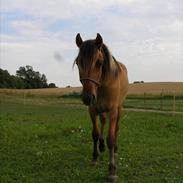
[82,93,95,106]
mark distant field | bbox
[128,82,183,95]
[0,82,183,96]
[0,87,81,97]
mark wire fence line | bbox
[1,89,183,113]
[124,92,183,113]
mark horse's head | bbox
[75,33,104,106]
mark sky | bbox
[0,0,183,87]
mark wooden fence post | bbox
[23,89,26,105]
[173,93,176,113]
[160,90,164,111]
[144,93,146,109]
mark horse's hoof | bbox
[91,160,98,166]
[107,175,118,182]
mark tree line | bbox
[0,65,56,89]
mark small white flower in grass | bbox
[36,151,43,156]
[35,135,38,139]
[123,114,128,120]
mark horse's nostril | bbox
[82,93,95,106]
[91,94,95,103]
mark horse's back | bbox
[119,62,128,75]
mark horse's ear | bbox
[95,33,103,49]
[76,33,83,48]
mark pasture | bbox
[0,89,183,183]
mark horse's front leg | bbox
[107,108,118,181]
[99,113,106,152]
[89,107,99,165]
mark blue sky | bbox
[0,0,183,87]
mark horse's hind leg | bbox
[89,107,99,164]
[99,113,106,152]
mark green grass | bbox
[0,94,183,183]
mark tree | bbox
[48,83,56,88]
[0,68,10,88]
[0,66,56,89]
[41,74,48,88]
[16,65,48,89]
[0,68,24,88]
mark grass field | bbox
[0,92,183,183]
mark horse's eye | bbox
[96,60,103,68]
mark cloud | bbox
[0,34,78,86]
[11,21,43,36]
[1,0,183,86]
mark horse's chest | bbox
[95,95,110,113]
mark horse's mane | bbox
[101,43,121,78]
[74,40,121,78]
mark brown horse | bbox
[74,33,129,181]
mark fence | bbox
[0,89,182,113]
[124,93,183,112]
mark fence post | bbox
[160,90,164,111]
[173,93,176,113]
[144,93,146,109]
[23,89,26,105]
